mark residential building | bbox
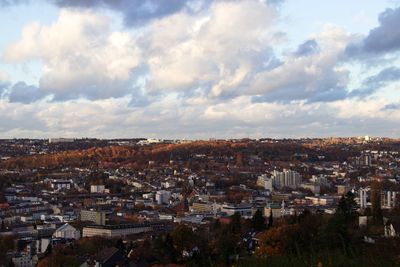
[53,223,80,240]
[272,169,301,189]
[81,210,107,225]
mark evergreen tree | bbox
[268,210,273,228]
[336,191,358,224]
[252,209,266,231]
[230,212,241,234]
[371,181,383,224]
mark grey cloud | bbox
[52,0,196,26]
[382,103,400,110]
[0,81,9,91]
[8,82,48,103]
[0,0,27,6]
[346,7,400,56]
[52,0,282,27]
[350,67,400,98]
[294,39,319,57]
[251,86,348,104]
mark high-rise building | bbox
[359,188,368,209]
[257,174,273,191]
[271,169,302,189]
[381,191,398,209]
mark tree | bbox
[115,238,125,251]
[371,181,383,224]
[256,224,300,257]
[45,244,52,256]
[268,210,273,228]
[230,212,242,234]
[336,191,358,224]
[252,209,266,231]
[170,224,196,253]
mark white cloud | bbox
[0,70,9,81]
[0,95,399,139]
[1,1,400,138]
[248,26,353,102]
[4,10,141,100]
[143,0,279,96]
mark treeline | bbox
[0,140,380,170]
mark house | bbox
[221,203,252,218]
[384,219,400,238]
[80,247,125,267]
[49,179,72,190]
[12,254,38,267]
[53,223,80,240]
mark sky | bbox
[0,0,400,139]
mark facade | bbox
[381,191,398,209]
[82,222,165,238]
[53,223,80,240]
[384,220,400,238]
[50,179,72,190]
[12,254,38,267]
[221,204,252,218]
[300,183,320,194]
[263,205,283,219]
[257,174,273,191]
[90,185,106,193]
[359,188,368,209]
[190,202,213,213]
[80,210,107,225]
[305,196,336,206]
[272,169,301,189]
[156,190,171,205]
[337,185,350,195]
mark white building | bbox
[221,203,253,218]
[156,190,171,205]
[48,138,74,143]
[90,184,106,193]
[310,175,329,186]
[161,180,176,189]
[82,222,164,238]
[49,179,72,190]
[382,191,398,209]
[300,183,320,194]
[359,188,368,209]
[53,223,80,240]
[257,174,273,191]
[272,169,302,189]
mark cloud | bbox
[349,67,400,98]
[8,82,47,104]
[346,6,400,56]
[51,0,284,27]
[0,71,10,97]
[1,94,400,139]
[248,26,352,103]
[4,10,141,101]
[4,1,372,105]
[0,0,26,6]
[52,0,198,27]
[293,39,319,57]
[382,103,400,110]
[142,0,280,99]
